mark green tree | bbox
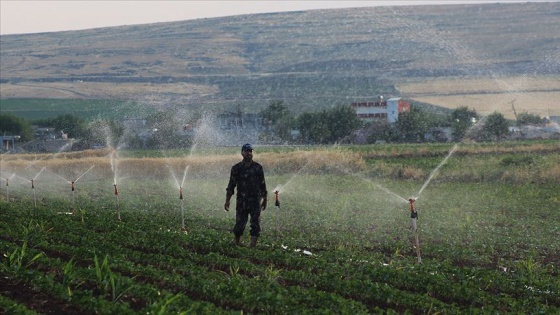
[85,119,124,148]
[0,114,33,141]
[261,100,290,124]
[324,105,361,143]
[49,114,87,139]
[391,107,431,143]
[517,112,542,126]
[261,100,295,142]
[483,112,510,141]
[450,106,478,141]
[365,121,392,144]
[297,112,330,144]
[296,105,361,144]
[145,111,185,149]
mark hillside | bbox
[1,2,559,118]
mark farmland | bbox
[1,141,559,313]
[397,76,560,120]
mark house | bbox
[351,97,411,123]
[0,135,20,151]
[34,127,57,140]
[217,109,264,145]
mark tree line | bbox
[0,100,545,151]
[260,100,542,144]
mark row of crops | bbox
[2,143,560,313]
[2,188,559,314]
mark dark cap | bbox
[241,143,253,151]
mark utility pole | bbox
[509,99,524,137]
[510,99,518,120]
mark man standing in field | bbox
[224,143,268,247]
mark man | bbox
[224,143,268,247]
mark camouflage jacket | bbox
[226,161,267,200]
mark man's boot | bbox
[250,236,258,248]
[234,235,241,246]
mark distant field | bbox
[0,82,216,101]
[0,98,157,120]
[398,76,560,119]
[2,76,559,121]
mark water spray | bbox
[166,162,190,231]
[29,167,46,209]
[114,183,121,221]
[416,144,458,198]
[408,198,422,263]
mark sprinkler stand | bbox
[114,184,121,221]
[5,178,9,202]
[274,190,280,208]
[409,198,422,263]
[71,181,76,214]
[31,179,37,208]
[180,186,187,232]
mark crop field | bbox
[397,76,560,119]
[0,98,161,121]
[1,141,559,314]
[0,82,218,104]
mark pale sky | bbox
[0,0,553,35]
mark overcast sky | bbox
[0,0,554,35]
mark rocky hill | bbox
[1,2,559,115]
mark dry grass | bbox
[3,144,558,185]
[362,143,560,159]
[398,76,560,95]
[1,149,367,182]
[0,82,218,99]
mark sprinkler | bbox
[409,198,418,220]
[71,181,76,213]
[180,186,187,232]
[31,179,37,208]
[3,174,16,202]
[114,184,121,221]
[274,190,280,208]
[408,198,422,263]
[5,177,9,202]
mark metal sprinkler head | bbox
[408,198,418,219]
[31,179,35,189]
[114,184,118,196]
[179,186,183,200]
[71,181,75,191]
[274,190,280,207]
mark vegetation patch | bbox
[1,142,559,313]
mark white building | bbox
[351,97,411,123]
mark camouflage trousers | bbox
[233,197,261,237]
